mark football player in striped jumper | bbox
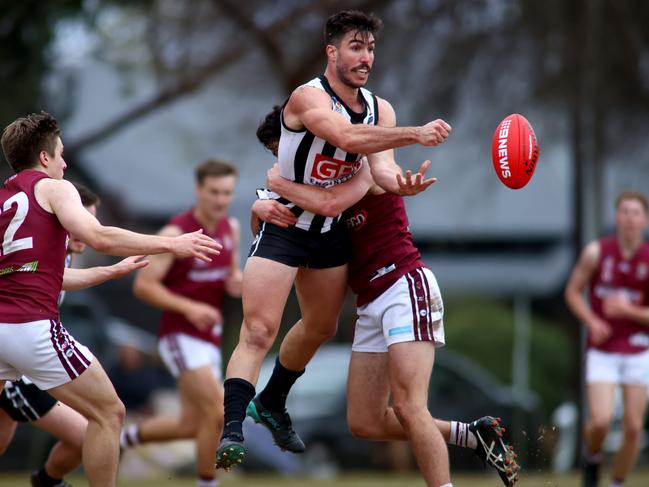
[251,106,519,487]
[216,10,451,470]
[0,112,221,487]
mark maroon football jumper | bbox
[589,235,649,354]
[345,191,425,307]
[0,170,67,323]
[158,210,233,347]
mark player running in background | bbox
[0,112,220,486]
[565,191,649,487]
[0,183,146,487]
[217,9,451,470]
[251,106,519,487]
[122,160,241,487]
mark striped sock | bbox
[119,424,141,449]
[449,421,477,449]
[609,481,623,487]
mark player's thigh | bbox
[177,365,223,415]
[388,341,435,406]
[47,360,123,424]
[586,382,617,425]
[295,264,348,325]
[242,256,297,327]
[33,402,87,447]
[620,384,648,432]
[347,351,390,424]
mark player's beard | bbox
[336,62,370,89]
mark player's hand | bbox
[252,200,297,228]
[225,269,243,298]
[172,229,222,262]
[396,160,437,196]
[266,164,284,193]
[417,119,452,146]
[184,302,222,332]
[587,317,612,345]
[603,293,631,319]
[108,255,149,279]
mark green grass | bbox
[2,471,649,487]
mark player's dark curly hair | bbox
[1,111,61,173]
[324,10,383,46]
[256,105,282,155]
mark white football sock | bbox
[119,424,141,449]
[449,421,477,449]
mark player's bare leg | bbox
[278,265,348,370]
[0,408,17,455]
[33,402,86,479]
[583,382,616,486]
[217,257,296,469]
[248,265,347,453]
[134,365,223,483]
[611,384,648,484]
[388,341,450,486]
[48,360,124,487]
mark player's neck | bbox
[617,233,643,259]
[193,207,220,233]
[323,69,362,111]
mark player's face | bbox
[615,198,648,241]
[196,175,236,222]
[44,137,67,179]
[68,204,97,254]
[332,31,375,88]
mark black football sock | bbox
[221,378,255,440]
[36,468,63,487]
[258,357,305,412]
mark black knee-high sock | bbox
[222,378,255,439]
[35,468,63,487]
[258,357,305,412]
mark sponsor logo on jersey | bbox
[0,260,39,276]
[331,97,344,114]
[309,154,362,187]
[345,210,368,230]
[601,256,614,282]
[188,266,229,283]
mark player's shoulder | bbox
[374,96,395,125]
[289,83,331,108]
[581,240,602,265]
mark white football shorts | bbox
[352,267,446,353]
[158,333,222,379]
[586,348,649,385]
[0,319,94,390]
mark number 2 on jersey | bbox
[1,192,33,255]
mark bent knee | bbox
[242,319,278,351]
[348,420,383,440]
[393,401,427,429]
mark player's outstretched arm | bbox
[287,87,451,154]
[266,159,373,217]
[39,179,221,261]
[62,256,149,291]
[565,241,611,343]
[133,225,221,331]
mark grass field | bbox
[1,470,649,487]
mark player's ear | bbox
[326,44,337,62]
[38,150,50,168]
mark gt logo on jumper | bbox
[310,154,361,187]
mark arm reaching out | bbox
[62,256,149,291]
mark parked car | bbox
[244,343,540,475]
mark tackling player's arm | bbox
[565,240,612,344]
[36,179,221,261]
[285,87,451,154]
[368,98,438,196]
[132,225,221,331]
[62,256,149,291]
[266,159,373,217]
[225,217,243,298]
[603,294,649,326]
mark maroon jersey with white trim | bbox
[0,170,67,323]
[589,235,649,354]
[158,210,234,347]
[345,192,425,306]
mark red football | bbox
[491,114,540,189]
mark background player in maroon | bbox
[565,191,649,487]
[217,10,451,469]
[123,160,241,487]
[0,112,220,487]
[252,108,519,487]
